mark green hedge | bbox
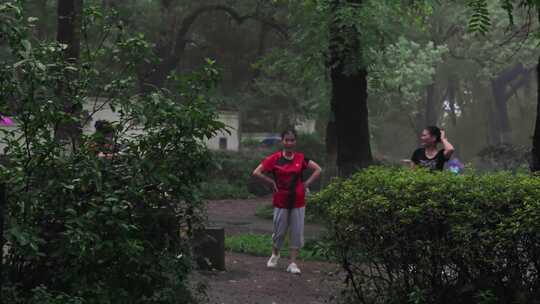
[312,167,540,304]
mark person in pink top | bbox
[0,116,14,126]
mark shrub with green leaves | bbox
[200,150,267,199]
[312,167,540,304]
[0,3,223,303]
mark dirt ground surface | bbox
[200,198,345,304]
[205,197,325,238]
[200,252,343,304]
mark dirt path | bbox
[201,252,342,304]
[206,197,325,238]
[200,198,345,304]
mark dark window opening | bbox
[219,137,227,150]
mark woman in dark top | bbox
[407,126,455,171]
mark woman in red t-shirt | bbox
[252,130,322,274]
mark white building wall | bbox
[82,98,144,136]
[205,111,240,151]
[296,119,316,134]
[1,98,239,153]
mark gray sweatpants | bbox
[272,207,305,250]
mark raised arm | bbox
[440,130,455,159]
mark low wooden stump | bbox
[194,226,225,271]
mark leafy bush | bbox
[312,167,540,304]
[0,4,223,303]
[200,150,268,199]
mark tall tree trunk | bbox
[489,63,530,144]
[491,79,511,144]
[55,0,83,148]
[33,0,50,40]
[486,94,499,146]
[252,23,269,80]
[531,57,540,172]
[323,114,338,185]
[414,110,423,145]
[57,0,82,62]
[425,83,437,127]
[328,0,372,177]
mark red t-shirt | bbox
[261,151,310,209]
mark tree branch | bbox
[172,4,288,62]
[505,68,533,101]
[496,63,526,85]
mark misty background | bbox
[2,0,538,172]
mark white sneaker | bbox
[266,254,280,268]
[287,262,301,274]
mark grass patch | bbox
[254,204,274,220]
[225,233,330,261]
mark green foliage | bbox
[244,0,330,131]
[199,151,265,199]
[467,0,540,34]
[312,167,540,304]
[468,0,492,34]
[0,2,223,303]
[252,0,430,132]
[369,36,448,112]
[225,233,327,261]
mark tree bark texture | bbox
[323,117,338,185]
[425,83,437,127]
[531,57,540,172]
[57,0,82,63]
[55,0,83,147]
[328,0,373,177]
[490,63,530,144]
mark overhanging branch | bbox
[173,4,288,60]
